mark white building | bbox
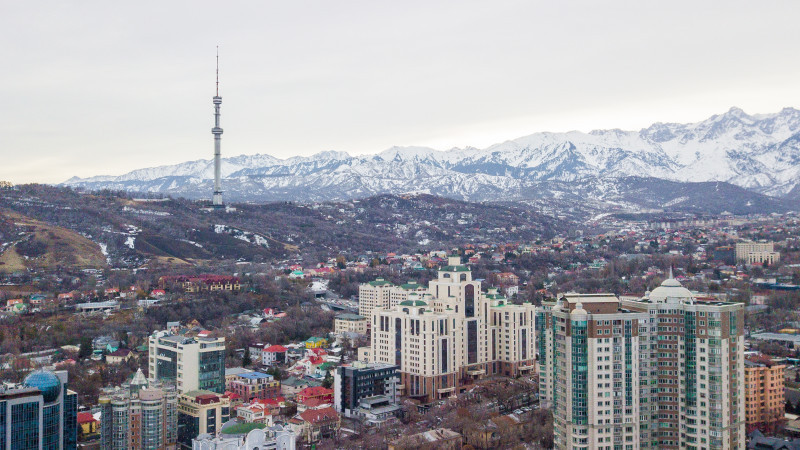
[192,425,295,450]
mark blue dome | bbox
[24,370,61,403]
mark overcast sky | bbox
[3,1,800,184]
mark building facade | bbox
[99,370,178,450]
[334,362,399,422]
[177,391,231,449]
[744,354,785,433]
[367,257,536,403]
[334,313,369,335]
[228,372,280,402]
[149,330,226,394]
[735,241,780,264]
[538,276,745,449]
[0,370,77,450]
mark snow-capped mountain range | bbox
[63,107,800,205]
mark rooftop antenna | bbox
[215,45,219,97]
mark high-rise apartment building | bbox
[0,370,77,450]
[744,354,785,433]
[99,369,178,450]
[367,257,536,403]
[148,329,226,394]
[538,276,745,449]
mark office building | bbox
[745,354,785,433]
[334,362,399,423]
[177,390,231,449]
[367,257,536,403]
[538,275,745,449]
[149,329,226,394]
[0,369,77,450]
[99,369,178,450]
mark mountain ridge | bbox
[63,107,800,204]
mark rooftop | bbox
[335,313,365,321]
[236,372,274,381]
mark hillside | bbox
[0,185,567,268]
[0,211,107,272]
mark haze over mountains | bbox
[64,107,800,210]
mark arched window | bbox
[443,273,451,279]
[460,273,467,282]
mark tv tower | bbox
[211,46,224,208]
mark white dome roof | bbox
[649,277,693,304]
[571,302,588,318]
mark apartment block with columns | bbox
[735,241,780,264]
[538,275,745,449]
[366,257,536,403]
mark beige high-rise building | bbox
[358,279,428,319]
[358,278,395,318]
[367,257,535,403]
[538,276,745,449]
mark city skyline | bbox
[3,1,800,184]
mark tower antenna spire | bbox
[215,45,219,96]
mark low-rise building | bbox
[262,345,288,366]
[289,407,340,444]
[389,428,462,450]
[229,372,281,402]
[191,424,295,450]
[334,313,368,334]
[296,386,333,405]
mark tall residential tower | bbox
[538,276,745,449]
[211,48,224,208]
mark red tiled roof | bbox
[301,397,331,408]
[298,386,333,397]
[264,345,288,352]
[299,407,338,424]
[77,412,97,424]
